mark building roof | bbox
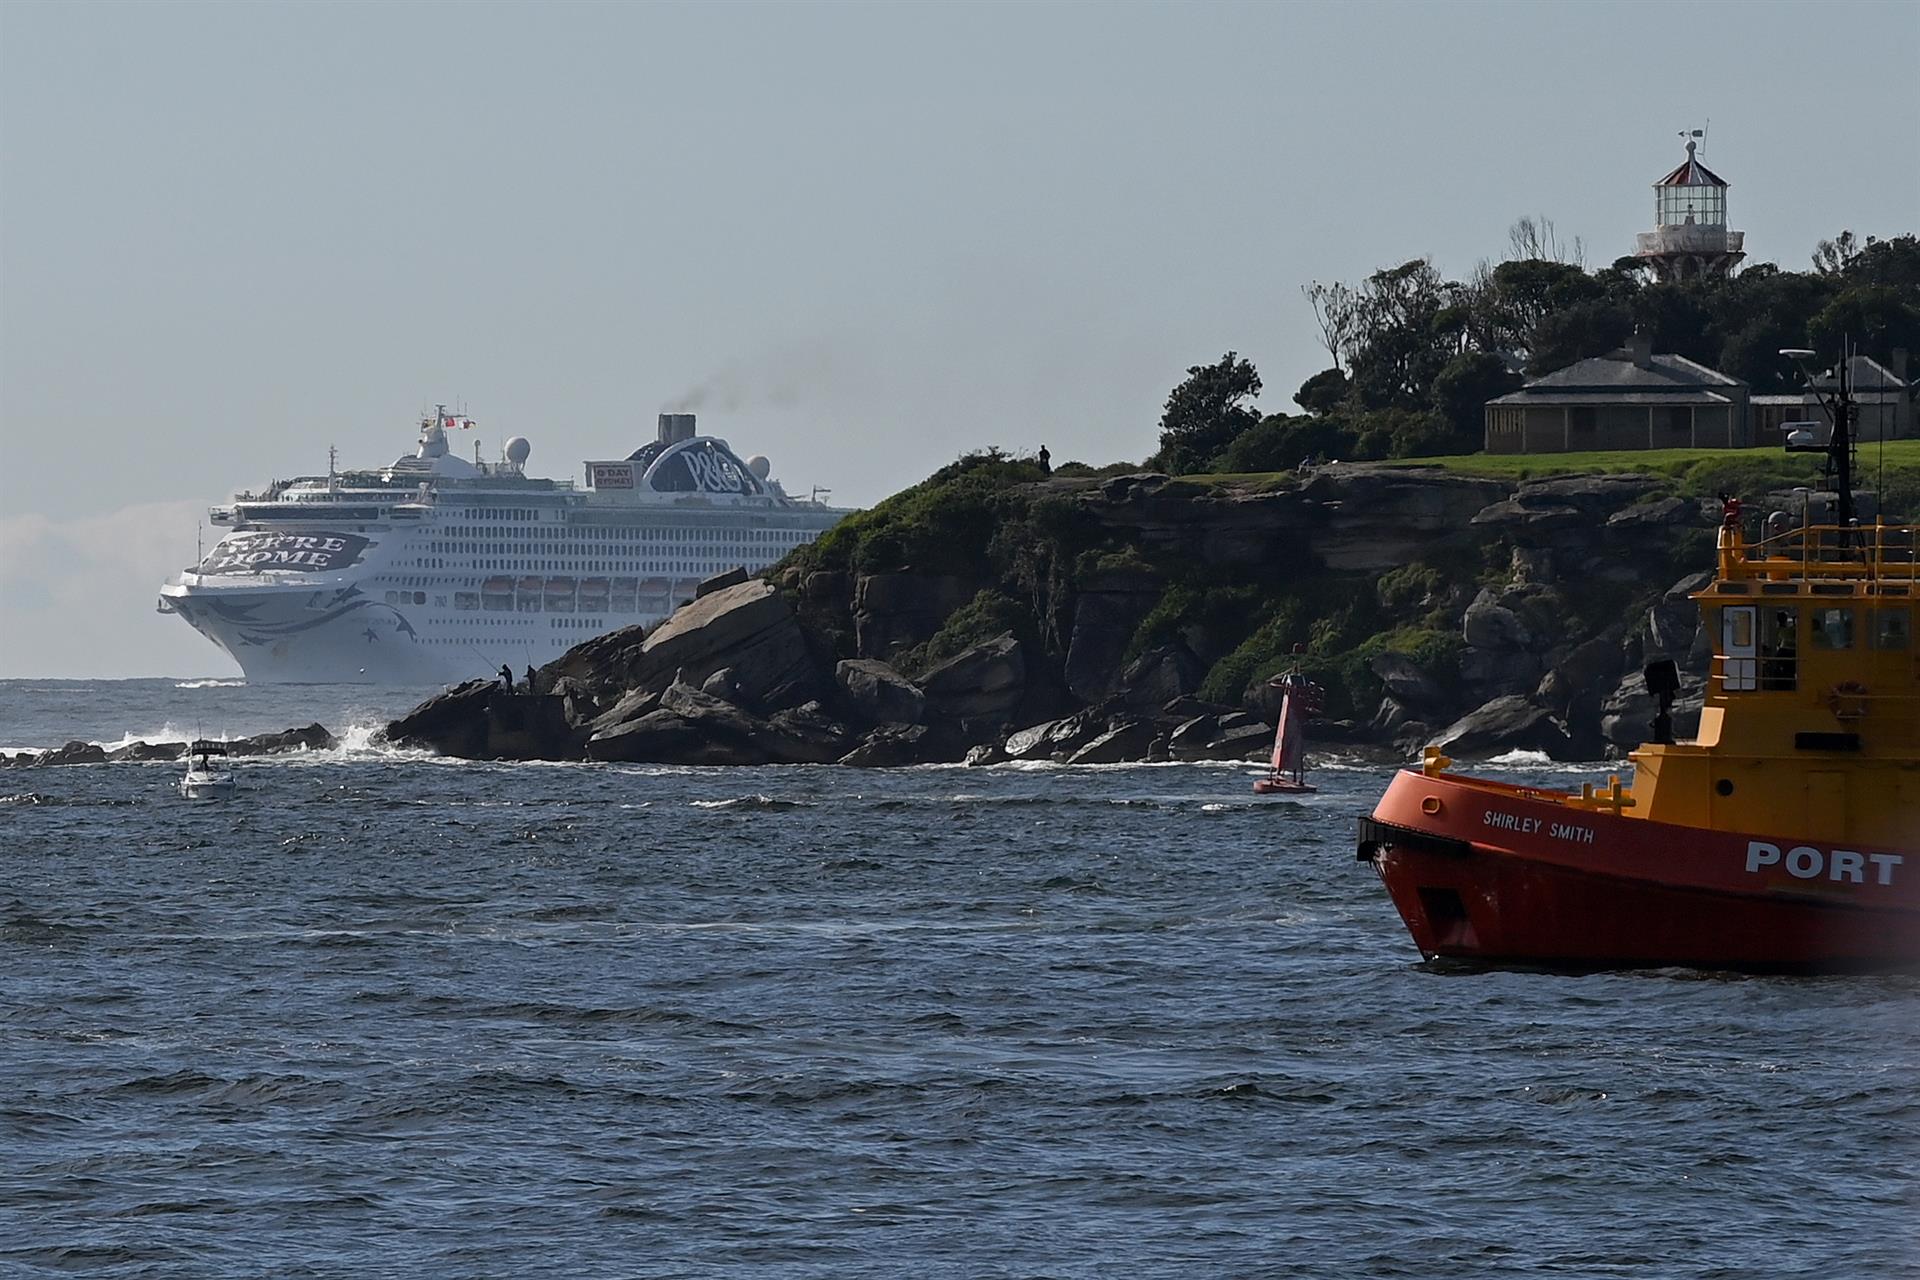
[1519,349,1743,394]
[1655,140,1728,188]
[1488,389,1734,407]
[1813,355,1910,392]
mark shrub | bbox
[802,449,1047,578]
[1210,413,1358,473]
[1052,460,1142,479]
[1375,563,1446,614]
[893,589,1032,678]
[1296,626,1463,722]
[1130,582,1281,664]
[1196,603,1314,705]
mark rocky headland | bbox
[381,451,1863,768]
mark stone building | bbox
[1484,333,1749,454]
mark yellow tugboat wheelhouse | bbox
[1361,345,1920,971]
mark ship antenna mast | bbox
[1781,340,1858,536]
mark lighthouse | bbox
[1632,134,1746,282]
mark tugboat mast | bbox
[1781,341,1858,532]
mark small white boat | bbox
[179,740,236,800]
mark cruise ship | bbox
[159,409,851,684]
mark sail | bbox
[1272,690,1305,776]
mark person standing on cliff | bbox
[1038,445,1051,475]
[499,664,515,693]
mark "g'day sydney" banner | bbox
[198,532,371,575]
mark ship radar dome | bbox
[505,436,532,466]
[746,455,772,481]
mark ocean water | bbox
[1,680,1914,1277]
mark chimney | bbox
[657,412,698,444]
[1627,329,1653,370]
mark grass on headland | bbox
[1171,442,1920,514]
[1386,440,1920,481]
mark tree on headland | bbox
[1294,367,1349,415]
[1152,352,1263,476]
[1813,230,1863,275]
[1526,298,1633,375]
[1344,259,1461,410]
[1429,351,1520,446]
[1842,234,1920,293]
[1303,280,1361,372]
[1468,258,1602,362]
[1507,214,1584,267]
[1810,285,1920,364]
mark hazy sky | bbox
[2,0,1916,678]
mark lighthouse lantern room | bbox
[1633,132,1745,282]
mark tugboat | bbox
[179,740,236,801]
[1358,346,1920,971]
[1255,662,1322,795]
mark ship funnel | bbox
[658,413,697,444]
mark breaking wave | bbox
[690,795,814,811]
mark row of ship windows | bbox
[410,559,730,573]
[384,592,547,621]
[378,575,696,594]
[430,543,786,558]
[444,525,806,542]
[383,587,680,616]
[479,591,661,615]
[407,616,618,629]
[420,636,610,649]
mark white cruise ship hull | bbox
[161,579,486,684]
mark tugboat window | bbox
[1720,605,1757,692]
[1811,608,1854,650]
[1875,608,1910,651]
[1760,609,1797,691]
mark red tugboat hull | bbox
[1360,770,1920,972]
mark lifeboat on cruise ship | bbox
[481,576,514,611]
[545,575,577,613]
[579,577,611,612]
[610,577,639,613]
[1359,349,1920,971]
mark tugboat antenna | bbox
[1781,341,1857,535]
[1835,338,1855,531]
